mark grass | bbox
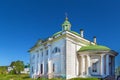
[70,78,100,80]
[0,74,64,80]
[0,74,100,80]
[0,74,32,80]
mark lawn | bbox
[0,74,62,80]
[0,74,100,80]
[0,74,32,80]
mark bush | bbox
[0,66,7,74]
[9,69,16,74]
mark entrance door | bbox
[91,58,100,75]
[92,61,99,75]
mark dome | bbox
[79,45,111,52]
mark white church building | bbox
[29,17,118,79]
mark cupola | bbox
[62,17,71,31]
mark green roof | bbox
[79,45,111,52]
[52,31,62,37]
[52,31,80,37]
[62,20,71,25]
[70,31,80,36]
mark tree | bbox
[25,63,30,68]
[10,60,24,74]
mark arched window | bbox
[52,47,61,53]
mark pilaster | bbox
[101,54,105,76]
[42,60,44,75]
[48,44,52,79]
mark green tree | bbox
[25,63,30,68]
[10,60,24,74]
[10,61,16,67]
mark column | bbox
[34,55,37,76]
[48,45,51,60]
[76,57,79,76]
[41,49,44,75]
[42,61,44,75]
[101,54,105,76]
[76,45,79,76]
[81,55,85,76]
[37,64,40,75]
[87,55,90,76]
[106,55,109,76]
[48,60,52,78]
[37,51,40,75]
[78,57,81,75]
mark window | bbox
[55,47,57,53]
[53,63,55,72]
[46,63,48,73]
[46,50,48,55]
[41,64,43,74]
[52,47,60,53]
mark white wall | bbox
[30,38,66,78]
[51,38,66,75]
[66,38,82,79]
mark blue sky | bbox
[0,0,120,67]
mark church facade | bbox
[29,17,118,79]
